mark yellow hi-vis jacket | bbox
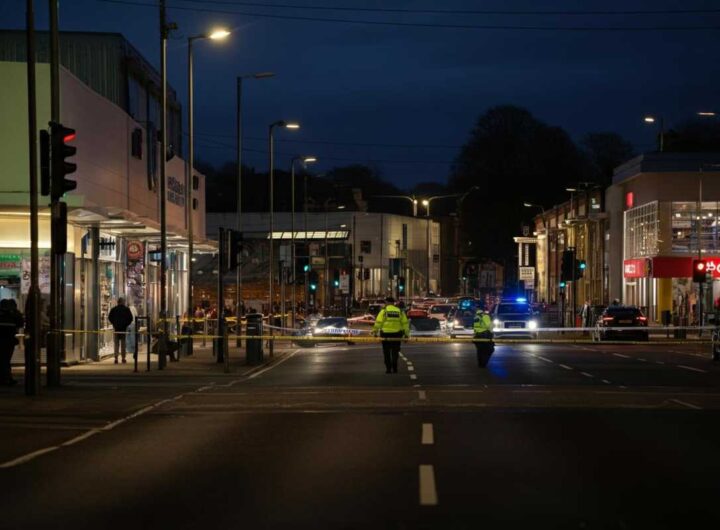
[473,311,493,334]
[373,304,410,336]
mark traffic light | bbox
[49,122,77,202]
[332,270,340,288]
[309,270,318,291]
[398,276,406,294]
[560,249,575,282]
[693,259,707,283]
[224,230,242,271]
[576,259,586,279]
[559,281,567,289]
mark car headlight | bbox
[493,319,500,326]
[528,320,538,330]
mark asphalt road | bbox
[2,340,720,529]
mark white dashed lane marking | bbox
[670,398,702,410]
[419,465,438,506]
[421,423,434,445]
[410,374,418,380]
[418,390,427,400]
[677,365,708,374]
[559,364,574,371]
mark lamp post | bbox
[421,194,462,294]
[187,27,230,354]
[373,195,419,216]
[644,115,665,152]
[235,72,274,344]
[268,121,300,319]
[290,155,316,327]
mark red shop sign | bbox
[651,256,720,279]
[623,258,646,278]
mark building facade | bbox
[203,211,442,311]
[0,32,208,361]
[606,153,720,323]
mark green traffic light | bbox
[303,264,310,272]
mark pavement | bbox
[1,339,720,528]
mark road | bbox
[2,340,720,529]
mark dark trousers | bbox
[381,331,403,370]
[113,333,127,359]
[0,342,15,382]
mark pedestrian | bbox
[612,298,621,307]
[580,299,592,329]
[372,296,409,374]
[108,297,134,364]
[0,299,23,385]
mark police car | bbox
[448,297,483,337]
[293,316,361,347]
[491,297,539,338]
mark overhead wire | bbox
[97,0,720,31]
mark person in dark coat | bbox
[0,299,23,385]
[108,297,133,364]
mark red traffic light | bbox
[693,259,708,283]
[63,132,76,143]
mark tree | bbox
[449,105,590,262]
[581,132,635,187]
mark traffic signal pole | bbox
[47,0,62,387]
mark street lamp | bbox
[236,71,274,338]
[373,195,419,216]
[290,155,317,327]
[187,27,230,354]
[269,120,300,319]
[643,115,665,152]
[419,193,462,294]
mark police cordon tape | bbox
[53,327,715,346]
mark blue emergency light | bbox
[516,297,527,303]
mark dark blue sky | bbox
[4,0,720,188]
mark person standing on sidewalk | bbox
[0,299,23,385]
[108,298,133,364]
[372,296,410,374]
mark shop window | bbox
[624,201,659,258]
[672,201,720,254]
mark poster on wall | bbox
[126,240,144,310]
[21,256,51,294]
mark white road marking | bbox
[618,385,628,389]
[580,372,594,378]
[410,374,418,380]
[418,390,427,400]
[419,465,438,506]
[0,446,61,468]
[670,399,702,410]
[408,366,415,372]
[601,379,612,385]
[413,384,421,388]
[613,353,630,359]
[559,364,573,371]
[656,361,665,365]
[638,358,647,362]
[536,356,554,363]
[247,349,300,379]
[422,423,434,445]
[677,365,708,374]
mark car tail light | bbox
[602,317,614,326]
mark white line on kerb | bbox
[247,349,300,379]
[559,364,573,371]
[418,390,427,400]
[419,465,438,506]
[670,398,702,410]
[410,374,418,380]
[422,423,434,445]
[677,365,708,374]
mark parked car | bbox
[448,307,477,337]
[293,316,359,347]
[409,317,444,337]
[595,306,649,341]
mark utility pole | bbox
[158,0,174,368]
[25,0,41,395]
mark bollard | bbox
[246,313,264,365]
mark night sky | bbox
[3,0,720,188]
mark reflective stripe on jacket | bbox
[473,311,493,334]
[373,305,410,336]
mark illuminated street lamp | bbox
[268,121,300,318]
[290,155,317,326]
[187,27,230,354]
[643,115,665,152]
